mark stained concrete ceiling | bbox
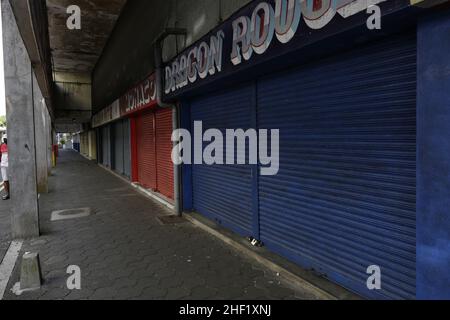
[46,0,127,74]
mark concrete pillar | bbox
[51,129,57,167]
[33,75,48,194]
[417,9,450,300]
[88,131,94,160]
[81,133,85,155]
[46,112,52,175]
[1,0,39,238]
[52,130,57,147]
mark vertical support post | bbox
[46,112,52,176]
[92,130,97,161]
[110,125,115,170]
[1,0,39,238]
[33,75,48,194]
[96,128,102,164]
[130,117,138,182]
[180,102,193,212]
[417,9,450,300]
[173,105,182,216]
[251,82,260,240]
[52,129,57,167]
[108,125,113,168]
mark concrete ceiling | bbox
[46,0,127,74]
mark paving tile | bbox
[190,286,219,300]
[2,150,322,301]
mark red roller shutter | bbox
[155,108,174,200]
[136,111,157,190]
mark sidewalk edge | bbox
[96,162,175,211]
[183,213,342,301]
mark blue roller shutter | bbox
[123,119,131,179]
[257,34,417,300]
[190,85,254,237]
[113,120,125,175]
[102,125,111,168]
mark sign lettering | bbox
[165,0,389,95]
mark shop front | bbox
[112,118,131,178]
[93,74,174,200]
[163,0,436,299]
[92,75,174,202]
[88,130,97,161]
[121,74,174,201]
[131,109,173,200]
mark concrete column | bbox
[52,130,57,147]
[89,132,92,158]
[81,133,85,155]
[33,75,48,194]
[46,112,53,175]
[89,130,97,160]
[417,9,450,300]
[1,0,39,238]
[52,129,57,167]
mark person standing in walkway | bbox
[1,134,9,200]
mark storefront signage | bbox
[92,100,121,128]
[165,30,225,94]
[120,74,157,117]
[92,74,157,128]
[164,0,408,97]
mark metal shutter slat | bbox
[102,125,110,167]
[123,119,131,178]
[136,112,157,190]
[113,120,124,175]
[155,109,174,200]
[190,85,254,236]
[257,35,417,300]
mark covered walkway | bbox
[1,150,322,300]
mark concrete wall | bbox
[417,8,450,300]
[33,73,51,193]
[162,0,252,61]
[55,123,83,134]
[1,0,39,238]
[54,72,92,129]
[92,0,251,111]
[78,130,96,160]
[47,111,53,175]
[80,132,88,157]
[1,0,53,237]
[88,130,97,161]
[54,72,91,110]
[78,131,96,160]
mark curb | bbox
[183,213,342,300]
[96,162,175,211]
[88,151,356,300]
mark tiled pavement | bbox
[2,150,322,300]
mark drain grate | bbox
[51,208,92,222]
[157,215,188,225]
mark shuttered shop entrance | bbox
[190,85,254,237]
[155,109,174,200]
[134,109,174,200]
[112,119,131,178]
[257,35,417,299]
[186,34,416,299]
[101,125,111,168]
[113,120,124,175]
[123,119,131,179]
[136,111,157,190]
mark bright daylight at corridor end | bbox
[0,0,449,309]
